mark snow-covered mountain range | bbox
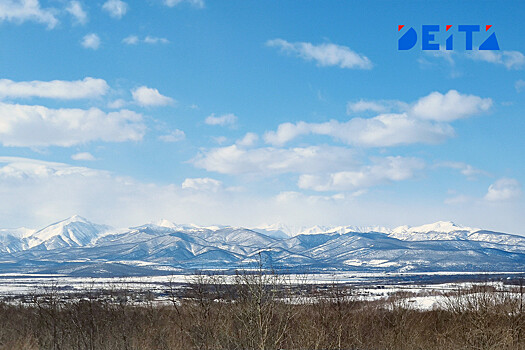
[0,216,523,276]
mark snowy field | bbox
[0,271,523,310]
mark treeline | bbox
[0,271,523,350]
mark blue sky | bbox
[0,0,524,233]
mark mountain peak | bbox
[26,215,111,249]
[63,214,90,224]
[154,219,177,228]
[408,221,474,233]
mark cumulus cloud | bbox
[467,50,525,70]
[164,0,204,8]
[66,1,87,25]
[410,90,492,122]
[266,39,372,69]
[81,33,100,50]
[265,90,490,147]
[102,0,127,19]
[123,35,169,45]
[71,152,96,161]
[298,156,424,192]
[264,115,454,148]
[193,145,357,175]
[205,113,237,127]
[159,129,185,142]
[1,157,523,234]
[0,102,145,147]
[236,132,258,147]
[0,0,58,28]
[132,86,174,106]
[485,178,522,202]
[182,177,222,192]
[0,77,108,100]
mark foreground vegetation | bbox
[0,271,523,350]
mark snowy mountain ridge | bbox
[0,216,523,276]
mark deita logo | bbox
[398,25,500,51]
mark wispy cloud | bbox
[0,0,58,28]
[123,35,169,45]
[516,79,525,92]
[266,39,372,69]
[467,50,525,70]
[298,156,424,192]
[205,113,237,127]
[0,77,108,99]
[182,177,222,192]
[164,0,204,9]
[159,129,185,142]
[66,1,87,25]
[436,161,489,179]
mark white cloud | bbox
[205,113,237,127]
[182,177,222,192]
[485,178,522,202]
[164,0,204,9]
[0,157,523,235]
[122,35,139,45]
[71,152,96,161]
[467,50,525,70]
[236,132,258,147]
[347,100,408,114]
[102,0,127,19]
[0,77,108,100]
[410,90,492,122]
[144,36,169,44]
[213,136,228,144]
[264,115,454,148]
[66,1,87,25]
[266,39,372,69]
[0,102,145,147]
[516,79,525,92]
[108,99,126,109]
[437,161,488,179]
[0,0,58,28]
[275,190,347,204]
[123,35,169,45]
[265,90,490,147]
[159,129,185,142]
[81,33,100,50]
[131,86,174,106]
[0,157,106,179]
[193,145,356,175]
[298,156,424,192]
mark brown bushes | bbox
[0,275,523,350]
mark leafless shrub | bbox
[0,275,523,349]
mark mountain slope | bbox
[0,217,523,276]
